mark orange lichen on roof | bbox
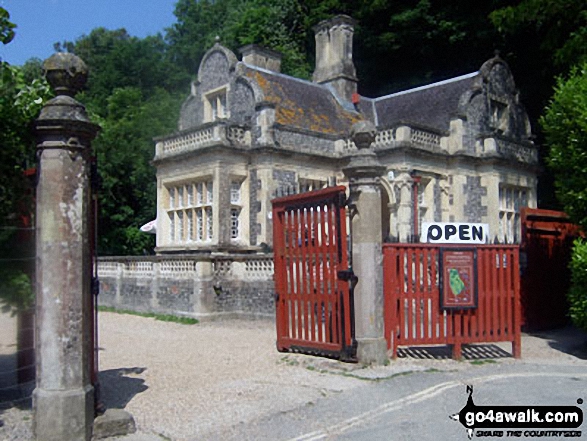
[244,68,361,135]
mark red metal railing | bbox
[272,186,356,361]
[383,244,521,359]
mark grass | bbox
[97,306,199,325]
[469,359,497,365]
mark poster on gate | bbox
[439,248,478,310]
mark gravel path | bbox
[96,313,368,440]
[1,311,586,440]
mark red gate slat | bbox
[499,249,507,339]
[504,248,512,338]
[383,244,521,360]
[300,208,310,342]
[294,208,305,341]
[316,203,327,344]
[272,186,355,360]
[307,206,318,343]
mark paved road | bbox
[213,363,587,441]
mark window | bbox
[499,185,528,243]
[206,208,213,240]
[229,179,244,241]
[230,181,241,204]
[490,97,508,133]
[166,180,214,244]
[230,208,240,239]
[204,87,228,122]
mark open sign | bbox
[421,222,489,244]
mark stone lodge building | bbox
[153,15,539,255]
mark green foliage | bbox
[0,7,15,46]
[222,0,311,78]
[542,62,587,229]
[0,62,51,222]
[168,0,312,78]
[90,86,183,255]
[490,0,587,69]
[568,239,587,331]
[0,61,48,314]
[543,63,587,330]
[60,29,188,255]
[0,9,47,314]
[490,0,587,173]
[0,226,35,315]
[168,0,509,96]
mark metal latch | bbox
[337,269,358,290]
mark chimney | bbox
[312,15,358,103]
[239,44,282,73]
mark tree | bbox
[0,6,15,46]
[491,0,587,71]
[542,63,587,229]
[59,28,189,255]
[542,62,587,331]
[168,0,512,96]
[95,87,183,255]
[168,0,312,78]
[0,8,51,313]
[490,1,587,209]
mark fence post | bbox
[343,121,387,364]
[33,53,100,441]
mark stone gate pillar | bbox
[343,121,387,364]
[33,53,100,441]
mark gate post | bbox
[33,54,100,441]
[343,121,387,364]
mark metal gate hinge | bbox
[337,269,358,289]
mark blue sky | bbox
[0,0,178,65]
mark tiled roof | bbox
[373,72,479,132]
[242,65,362,136]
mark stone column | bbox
[343,121,387,364]
[395,170,414,242]
[33,53,100,441]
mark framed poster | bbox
[439,248,478,310]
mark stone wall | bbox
[97,254,275,320]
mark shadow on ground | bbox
[531,326,587,360]
[0,353,33,411]
[397,344,511,360]
[98,367,148,410]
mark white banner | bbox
[421,222,489,244]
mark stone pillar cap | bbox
[43,52,88,97]
[351,120,377,150]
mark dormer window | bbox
[204,86,228,122]
[490,97,508,134]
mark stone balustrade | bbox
[155,123,252,158]
[97,254,275,319]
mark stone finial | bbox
[351,120,377,150]
[43,53,88,97]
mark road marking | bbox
[290,371,587,440]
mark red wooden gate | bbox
[520,208,582,330]
[384,244,521,359]
[272,186,356,361]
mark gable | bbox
[198,44,238,94]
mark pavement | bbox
[1,312,587,440]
